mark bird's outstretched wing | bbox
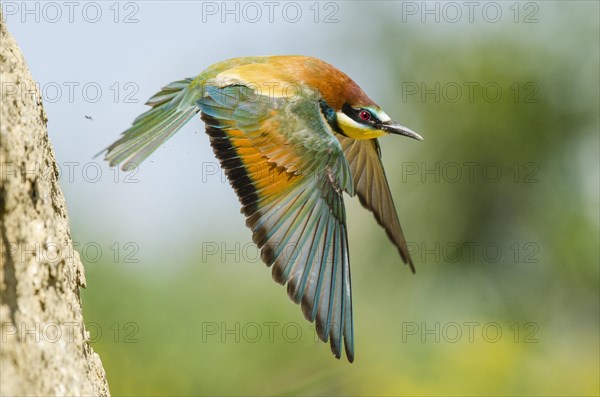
[102,78,200,169]
[198,85,356,361]
[336,136,415,273]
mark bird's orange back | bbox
[205,55,376,111]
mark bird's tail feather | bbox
[101,77,200,170]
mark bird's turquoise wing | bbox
[101,57,270,168]
[102,78,201,169]
[199,85,355,361]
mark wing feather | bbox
[337,136,415,273]
[199,85,356,361]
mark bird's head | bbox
[295,56,422,142]
[334,103,423,141]
[220,55,423,142]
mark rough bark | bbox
[0,13,110,397]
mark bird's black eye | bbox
[359,110,371,122]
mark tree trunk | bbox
[0,13,110,396]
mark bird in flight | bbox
[102,56,423,362]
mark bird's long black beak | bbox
[382,122,423,141]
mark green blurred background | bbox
[7,1,599,395]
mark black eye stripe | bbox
[342,103,379,125]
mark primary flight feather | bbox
[103,55,423,362]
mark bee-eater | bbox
[103,55,422,362]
